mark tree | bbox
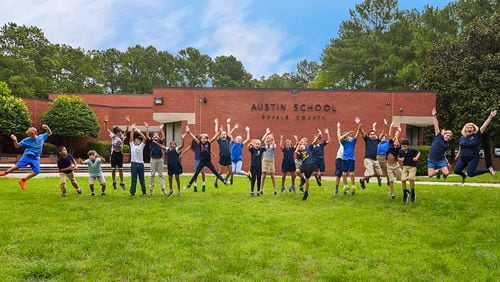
[93,48,123,94]
[41,95,100,152]
[420,15,500,165]
[176,47,213,87]
[211,55,252,87]
[296,59,320,88]
[0,81,31,152]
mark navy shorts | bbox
[342,159,355,173]
[16,154,40,174]
[281,159,296,173]
[218,155,232,166]
[302,163,315,179]
[315,159,326,172]
[168,164,183,176]
[111,151,123,168]
[335,158,343,177]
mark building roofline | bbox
[153,86,436,93]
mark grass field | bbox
[0,175,498,281]
[416,172,499,184]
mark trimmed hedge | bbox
[414,145,430,176]
[42,143,58,155]
[87,141,130,160]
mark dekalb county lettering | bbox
[250,103,336,112]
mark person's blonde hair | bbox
[461,123,478,137]
[25,127,37,137]
[441,129,453,136]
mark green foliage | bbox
[414,145,430,176]
[41,95,100,138]
[0,176,498,280]
[176,47,213,87]
[87,141,130,160]
[211,55,252,87]
[0,81,31,135]
[42,142,57,155]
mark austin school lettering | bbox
[250,103,335,120]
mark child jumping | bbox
[161,133,186,197]
[183,125,228,190]
[337,120,361,195]
[80,150,106,196]
[248,139,267,196]
[0,124,52,190]
[145,122,166,196]
[295,138,316,201]
[104,115,129,190]
[214,118,233,187]
[57,146,82,196]
[261,128,277,195]
[279,135,297,194]
[230,124,251,182]
[311,128,331,186]
[129,124,147,196]
[398,139,420,203]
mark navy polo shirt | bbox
[428,133,448,161]
[363,135,379,160]
[399,148,419,167]
[459,131,481,158]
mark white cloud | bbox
[194,0,294,77]
[0,0,114,50]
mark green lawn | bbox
[416,172,499,184]
[0,176,498,281]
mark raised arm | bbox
[480,110,497,133]
[210,130,222,143]
[42,124,52,136]
[226,118,231,135]
[432,108,440,135]
[243,126,250,144]
[214,118,219,135]
[10,134,20,148]
[229,123,239,139]
[293,135,298,146]
[135,128,147,144]
[124,116,130,137]
[279,135,284,149]
[144,122,151,140]
[159,124,165,143]
[354,117,363,138]
[178,132,187,150]
[104,115,113,135]
[185,125,199,144]
[129,123,135,142]
[388,121,394,139]
[378,119,387,139]
[324,128,331,144]
[372,122,377,132]
[336,122,342,143]
[262,128,271,142]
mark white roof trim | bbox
[391,116,433,127]
[153,113,195,124]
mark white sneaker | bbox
[177,191,182,197]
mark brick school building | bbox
[21,88,436,176]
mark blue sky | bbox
[1,0,453,77]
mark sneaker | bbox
[300,177,306,187]
[299,187,304,193]
[386,179,390,186]
[403,190,408,203]
[256,191,261,197]
[359,179,366,189]
[290,185,296,193]
[183,184,191,190]
[273,190,277,196]
[343,187,348,196]
[77,189,82,195]
[280,186,285,194]
[436,170,442,179]
[391,194,395,200]
[167,190,174,198]
[461,175,467,184]
[194,186,198,192]
[377,177,382,187]
[113,182,117,190]
[161,189,167,196]
[261,191,264,196]
[223,180,229,186]
[19,179,26,190]
[334,191,338,197]
[120,183,126,190]
[202,184,206,192]
[0,171,7,177]
[250,192,255,197]
[214,181,219,188]
[101,192,106,196]
[177,191,182,197]
[410,190,416,202]
[91,192,96,196]
[61,193,66,197]
[351,186,356,195]
[302,190,309,200]
[315,175,322,186]
[247,175,252,181]
[489,167,496,177]
[230,178,233,185]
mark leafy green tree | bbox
[93,48,123,94]
[211,55,252,87]
[0,81,31,152]
[0,23,56,98]
[41,95,100,152]
[420,15,500,165]
[296,59,320,88]
[176,47,213,87]
[257,73,304,89]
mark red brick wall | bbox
[153,88,436,175]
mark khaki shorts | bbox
[364,158,383,177]
[401,166,417,181]
[262,158,275,174]
[386,163,402,182]
[89,175,106,185]
[377,156,387,176]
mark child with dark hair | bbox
[145,122,166,196]
[337,120,361,195]
[295,138,316,201]
[398,139,420,203]
[155,133,187,197]
[214,118,233,187]
[248,139,267,196]
[183,125,228,190]
[57,146,82,196]
[104,115,129,190]
[129,124,147,196]
[79,150,106,196]
[358,118,383,189]
[311,128,331,186]
[0,124,52,190]
[181,133,207,192]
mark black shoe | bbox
[101,192,106,196]
[403,190,408,204]
[302,191,309,200]
[386,179,390,186]
[410,190,416,202]
[360,179,366,189]
[273,190,277,195]
[256,191,261,197]
[113,182,117,190]
[300,177,306,187]
[461,175,467,184]
[202,184,206,192]
[391,194,395,200]
[214,181,218,188]
[77,189,82,195]
[194,186,198,192]
[315,175,322,186]
[299,187,304,193]
[250,192,255,197]
[436,170,442,179]
[120,183,126,190]
[377,177,382,187]
[230,178,233,185]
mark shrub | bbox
[87,141,130,160]
[414,145,430,176]
[42,143,58,155]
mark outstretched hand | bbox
[10,134,17,141]
[104,115,110,122]
[185,125,190,133]
[355,117,360,124]
[42,124,49,130]
[490,110,497,118]
[432,107,437,116]
[245,126,250,132]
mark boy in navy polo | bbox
[57,146,82,196]
[398,139,420,203]
[358,118,383,189]
[0,125,52,190]
[295,138,316,200]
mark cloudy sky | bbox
[1,0,453,77]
